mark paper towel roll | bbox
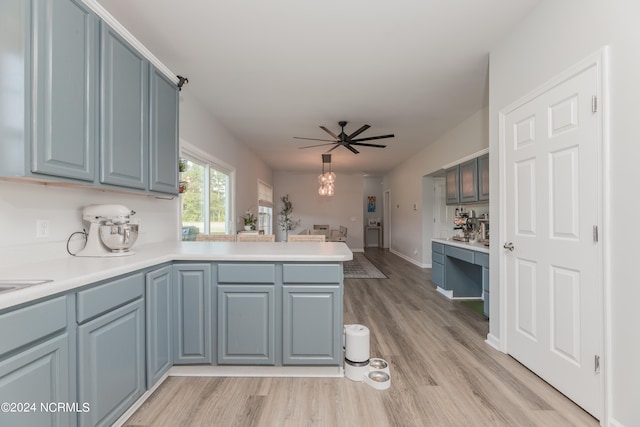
[345,324,370,363]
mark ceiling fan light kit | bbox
[318,154,335,196]
[295,121,395,155]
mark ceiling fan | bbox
[294,121,394,154]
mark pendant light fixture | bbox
[318,154,336,196]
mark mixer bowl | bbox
[99,224,139,252]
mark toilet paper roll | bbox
[345,324,370,363]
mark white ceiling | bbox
[96,0,539,175]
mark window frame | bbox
[180,141,236,235]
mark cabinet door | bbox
[432,261,445,287]
[31,0,98,181]
[218,285,275,365]
[78,299,145,427]
[445,166,460,205]
[149,67,179,194]
[459,158,478,203]
[282,286,341,365]
[173,264,212,364]
[100,22,149,190]
[478,154,489,201]
[0,334,71,427]
[146,266,173,388]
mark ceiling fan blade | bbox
[298,143,338,149]
[350,134,395,142]
[293,137,336,142]
[344,144,360,154]
[349,142,387,148]
[325,144,340,153]
[319,126,339,140]
[347,124,370,140]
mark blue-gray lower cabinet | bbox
[77,298,145,427]
[146,266,173,388]
[0,296,71,427]
[282,286,341,365]
[173,264,212,364]
[217,285,275,365]
[431,242,445,287]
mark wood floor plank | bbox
[123,249,598,427]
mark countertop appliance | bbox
[76,204,138,257]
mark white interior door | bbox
[502,63,602,418]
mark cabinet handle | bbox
[503,242,515,251]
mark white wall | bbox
[383,107,489,265]
[273,171,363,249]
[489,1,638,425]
[179,94,273,230]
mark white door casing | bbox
[499,52,605,419]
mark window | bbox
[180,144,234,240]
[258,179,273,235]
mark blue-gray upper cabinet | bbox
[459,158,478,203]
[149,67,179,194]
[445,166,460,205]
[146,266,173,389]
[100,22,149,190]
[478,154,489,201]
[0,296,71,427]
[173,264,213,364]
[0,0,99,182]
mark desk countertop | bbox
[431,237,490,254]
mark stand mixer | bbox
[76,204,139,257]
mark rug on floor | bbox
[343,252,387,279]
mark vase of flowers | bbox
[241,210,257,230]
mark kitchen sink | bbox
[0,280,52,294]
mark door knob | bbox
[503,242,514,251]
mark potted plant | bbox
[278,194,301,239]
[241,210,257,230]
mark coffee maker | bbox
[76,204,139,257]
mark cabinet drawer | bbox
[474,252,489,268]
[445,245,474,263]
[218,264,275,283]
[282,264,341,284]
[433,253,445,265]
[77,272,144,323]
[0,296,67,357]
[432,242,445,255]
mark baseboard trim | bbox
[485,333,501,352]
[112,371,170,427]
[389,248,428,268]
[169,365,344,378]
[436,286,453,299]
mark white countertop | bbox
[431,237,490,254]
[0,241,353,311]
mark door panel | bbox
[503,63,602,418]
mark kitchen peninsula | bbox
[0,242,351,427]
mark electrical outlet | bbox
[36,219,50,238]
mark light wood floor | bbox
[124,249,598,427]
